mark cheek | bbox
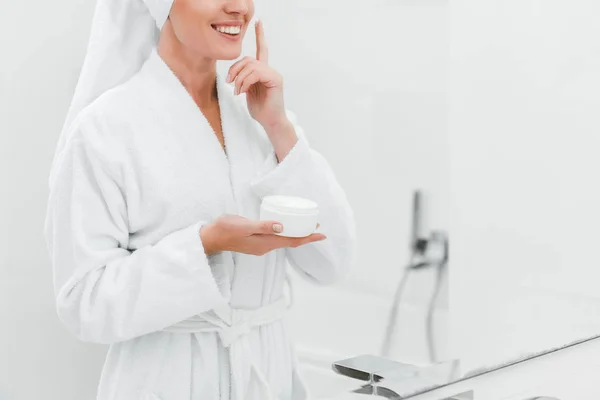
[183,24,214,50]
[185,8,220,46]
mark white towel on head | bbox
[48,0,174,189]
[144,0,174,27]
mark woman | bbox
[44,0,357,399]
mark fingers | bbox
[232,62,279,95]
[254,222,321,237]
[246,232,326,256]
[255,20,269,63]
[226,56,254,83]
[233,64,259,95]
[227,57,265,95]
[225,21,276,94]
[238,70,260,95]
[253,220,284,235]
[285,233,327,247]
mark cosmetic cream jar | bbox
[259,195,319,237]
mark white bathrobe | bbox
[44,46,357,400]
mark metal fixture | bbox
[332,355,461,399]
[380,190,449,361]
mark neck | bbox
[157,19,218,108]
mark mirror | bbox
[260,0,600,398]
[1,0,599,399]
[448,0,600,388]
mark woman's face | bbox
[169,0,255,61]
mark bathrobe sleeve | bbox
[44,120,226,345]
[249,110,358,285]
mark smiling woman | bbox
[43,0,357,399]
[166,0,251,60]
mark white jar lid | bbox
[261,195,319,215]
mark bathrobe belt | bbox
[162,296,291,400]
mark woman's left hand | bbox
[226,20,287,129]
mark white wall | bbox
[450,0,600,375]
[1,1,107,400]
[0,1,448,399]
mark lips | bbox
[211,20,244,27]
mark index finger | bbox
[255,20,269,63]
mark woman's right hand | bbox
[200,214,326,256]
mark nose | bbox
[224,0,250,15]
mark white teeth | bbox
[214,25,241,35]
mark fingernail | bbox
[273,223,283,233]
[226,74,231,83]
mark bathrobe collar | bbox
[137,46,265,221]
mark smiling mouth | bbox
[211,25,242,36]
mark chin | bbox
[217,49,243,61]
